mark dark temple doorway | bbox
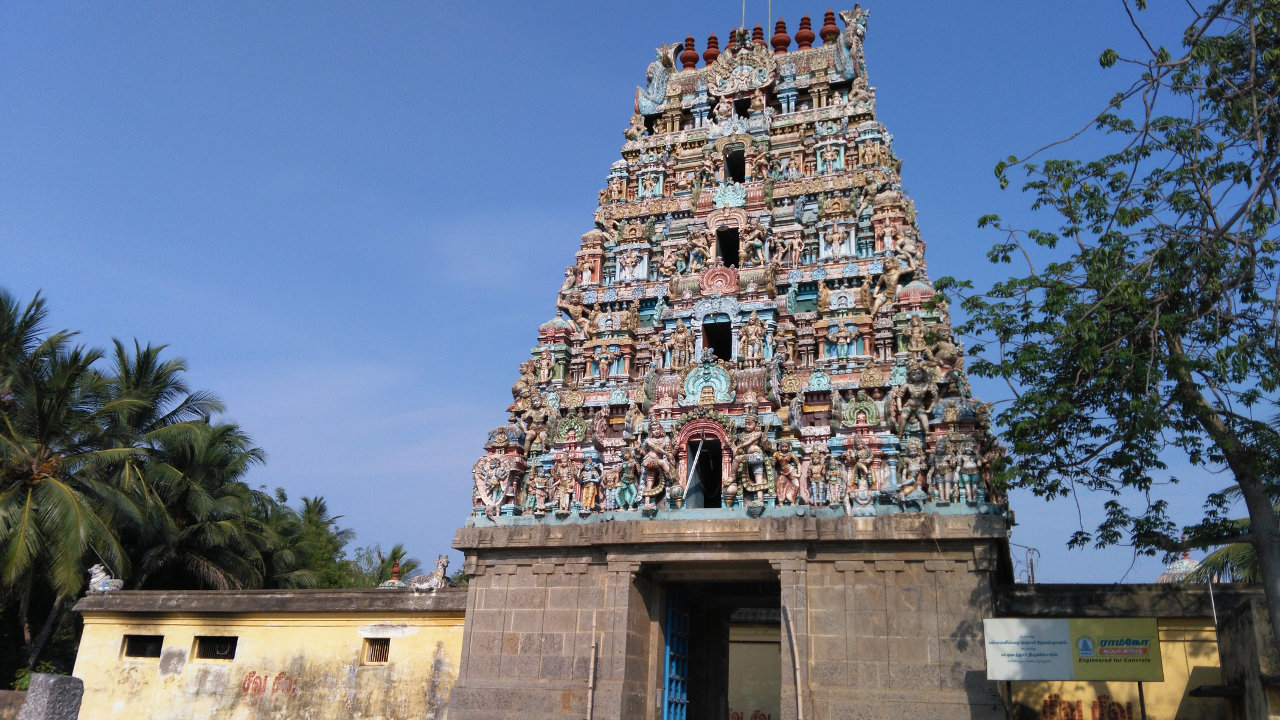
[660,571,782,720]
[716,227,740,267]
[683,438,722,509]
[726,148,746,182]
[702,320,732,361]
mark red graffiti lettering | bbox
[240,671,296,696]
[1041,693,1134,720]
[271,672,298,695]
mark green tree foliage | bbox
[294,495,357,588]
[1186,455,1280,582]
[0,289,396,684]
[939,1,1280,649]
[339,543,422,588]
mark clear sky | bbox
[2,2,1208,583]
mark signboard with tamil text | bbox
[983,618,1163,682]
[983,619,1074,680]
[1069,617,1163,681]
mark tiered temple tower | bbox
[452,9,1012,720]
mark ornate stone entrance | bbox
[448,515,1009,720]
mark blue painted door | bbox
[663,588,690,720]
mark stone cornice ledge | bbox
[74,587,468,615]
[454,513,1009,551]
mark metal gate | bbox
[662,588,690,720]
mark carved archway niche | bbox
[674,418,732,498]
[706,207,749,232]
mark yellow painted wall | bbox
[1012,618,1227,720]
[73,611,465,720]
[728,622,781,720]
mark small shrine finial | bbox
[378,558,407,589]
[703,33,720,65]
[796,14,815,49]
[771,18,790,54]
[820,9,839,43]
[680,35,698,70]
[752,24,766,47]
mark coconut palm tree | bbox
[129,421,269,590]
[0,290,365,672]
[0,292,70,401]
[0,337,134,668]
[96,340,236,585]
[248,488,321,590]
[296,495,355,587]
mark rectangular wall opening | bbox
[702,320,733,362]
[725,150,746,183]
[733,98,751,118]
[716,228,740,267]
[661,573,781,720]
[364,637,390,664]
[194,636,237,661]
[122,635,163,659]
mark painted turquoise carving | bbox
[679,360,735,406]
[807,369,831,392]
[713,182,747,209]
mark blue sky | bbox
[3,2,1207,582]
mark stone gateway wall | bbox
[449,514,1010,720]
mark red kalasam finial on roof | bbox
[771,19,791,54]
[820,9,839,43]
[752,24,766,47]
[390,560,400,582]
[796,14,815,49]
[680,35,699,69]
[703,33,721,65]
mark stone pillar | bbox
[591,560,650,720]
[776,556,810,720]
[1219,598,1280,720]
[18,675,82,720]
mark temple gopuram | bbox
[451,8,1013,720]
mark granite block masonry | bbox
[17,675,82,720]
